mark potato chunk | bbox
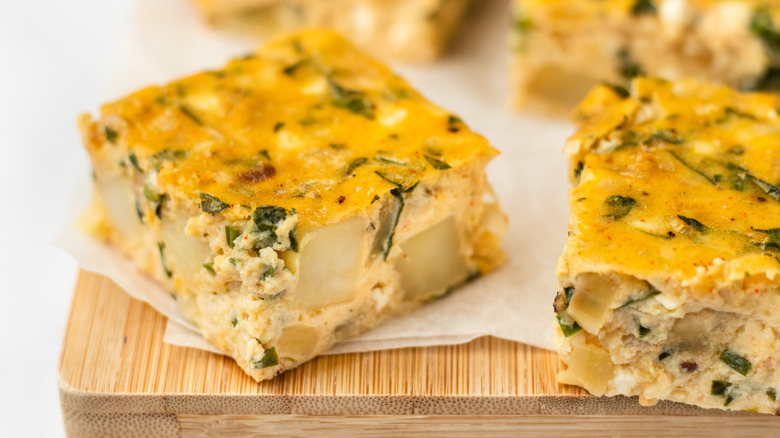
[396,215,469,299]
[291,216,371,309]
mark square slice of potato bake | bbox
[511,0,780,114]
[79,30,506,381]
[192,0,473,62]
[555,77,780,414]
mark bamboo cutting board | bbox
[58,270,778,437]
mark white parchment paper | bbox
[56,0,575,355]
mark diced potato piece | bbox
[561,338,615,396]
[567,273,646,334]
[290,215,370,309]
[161,217,212,279]
[97,177,143,239]
[395,215,469,299]
[277,324,324,360]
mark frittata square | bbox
[555,77,780,413]
[511,0,780,114]
[192,0,474,62]
[79,30,506,381]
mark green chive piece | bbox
[425,155,451,170]
[143,184,161,202]
[636,319,651,338]
[225,225,241,248]
[604,195,636,219]
[129,153,142,172]
[250,347,279,370]
[202,262,216,274]
[711,380,732,396]
[157,242,172,278]
[563,286,575,305]
[199,193,229,214]
[345,157,368,175]
[179,105,203,126]
[720,350,752,376]
[105,126,118,144]
[677,215,708,233]
[556,314,582,337]
[273,122,285,132]
[631,0,656,15]
[768,388,777,401]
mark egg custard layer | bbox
[556,78,780,414]
[511,0,780,114]
[79,30,506,381]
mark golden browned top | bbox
[79,30,496,227]
[563,78,780,281]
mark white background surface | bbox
[0,1,129,436]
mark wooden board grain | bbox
[58,270,778,437]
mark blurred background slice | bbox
[191,0,474,62]
[510,0,780,116]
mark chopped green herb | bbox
[273,122,285,132]
[380,189,405,261]
[345,157,368,175]
[260,265,276,280]
[724,106,756,120]
[230,316,238,327]
[619,287,660,308]
[374,153,407,165]
[768,388,777,401]
[258,149,271,161]
[556,313,582,337]
[724,394,736,406]
[448,115,462,125]
[154,194,165,220]
[728,145,746,155]
[720,350,752,376]
[328,79,375,119]
[105,126,118,144]
[202,262,216,274]
[617,48,644,80]
[712,380,732,396]
[511,12,533,36]
[129,153,142,172]
[631,0,656,15]
[604,195,636,220]
[651,130,683,144]
[225,225,241,248]
[299,115,317,126]
[677,215,708,233]
[135,199,144,223]
[249,347,279,370]
[370,194,380,204]
[228,257,239,265]
[658,351,671,361]
[143,184,161,203]
[750,6,780,55]
[574,161,584,179]
[199,193,230,214]
[635,319,651,338]
[425,155,451,170]
[179,105,203,126]
[746,174,780,202]
[329,143,346,150]
[283,58,308,75]
[289,226,299,253]
[668,150,717,185]
[603,82,630,99]
[563,286,575,305]
[157,242,172,278]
